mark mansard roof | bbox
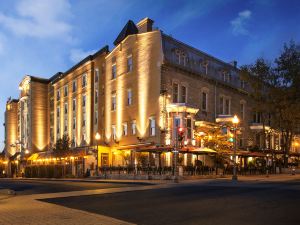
[113,20,138,46]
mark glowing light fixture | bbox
[232,115,239,124]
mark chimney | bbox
[136,17,154,33]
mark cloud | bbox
[163,0,228,32]
[231,10,252,36]
[0,0,73,41]
[69,48,97,63]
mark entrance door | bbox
[101,153,109,167]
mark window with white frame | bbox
[122,122,128,136]
[95,68,99,83]
[111,92,116,111]
[240,80,245,89]
[127,89,132,105]
[72,80,77,92]
[173,83,179,103]
[131,120,136,135]
[112,125,116,140]
[64,85,68,97]
[82,74,87,88]
[127,55,133,72]
[202,92,208,111]
[219,96,231,115]
[222,71,231,83]
[181,85,186,103]
[112,63,116,79]
[149,117,156,136]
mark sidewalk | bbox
[0,183,174,225]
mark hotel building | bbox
[4,18,292,173]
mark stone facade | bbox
[3,17,288,169]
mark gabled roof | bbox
[113,20,138,46]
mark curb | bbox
[0,189,16,196]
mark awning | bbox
[135,146,174,153]
[181,147,217,154]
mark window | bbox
[111,92,116,111]
[127,55,133,72]
[127,89,132,105]
[149,118,156,136]
[64,86,68,97]
[253,112,262,123]
[57,107,60,118]
[57,120,60,135]
[122,123,128,136]
[95,90,98,104]
[240,80,245,89]
[219,97,224,114]
[181,86,186,103]
[186,118,192,139]
[72,98,76,112]
[64,103,68,114]
[222,72,230,83]
[240,103,245,119]
[72,117,76,130]
[219,96,230,115]
[225,99,230,115]
[72,80,77,92]
[95,69,99,83]
[82,74,87,88]
[64,118,68,133]
[82,112,86,127]
[95,111,98,124]
[57,90,60,101]
[112,63,116,79]
[112,125,116,140]
[173,83,179,103]
[131,120,136,135]
[82,95,86,107]
[202,92,207,111]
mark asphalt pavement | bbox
[42,179,300,225]
[0,178,149,195]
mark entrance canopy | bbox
[180,147,217,154]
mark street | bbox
[42,178,300,225]
[0,178,149,195]
[1,176,300,225]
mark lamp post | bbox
[232,115,239,181]
[95,132,101,177]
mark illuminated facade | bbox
[4,17,290,169]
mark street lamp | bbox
[95,132,101,177]
[232,115,239,181]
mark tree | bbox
[240,58,274,150]
[242,41,300,167]
[53,134,71,156]
[273,41,300,167]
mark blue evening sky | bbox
[0,0,299,151]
